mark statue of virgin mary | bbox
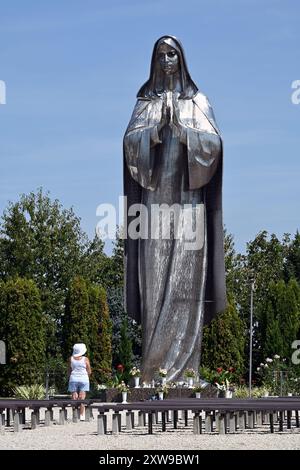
[123,35,226,382]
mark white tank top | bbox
[70,356,89,382]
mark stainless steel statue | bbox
[123,36,226,382]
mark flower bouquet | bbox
[130,367,141,388]
[116,381,130,403]
[155,383,169,400]
[184,368,196,387]
[184,368,196,378]
[116,381,130,393]
[193,382,207,398]
[130,367,141,377]
[158,368,168,384]
[158,368,167,377]
[200,366,236,397]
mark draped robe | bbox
[124,91,226,381]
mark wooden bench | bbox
[0,399,95,431]
[90,397,300,435]
[1,397,300,435]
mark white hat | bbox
[72,343,87,357]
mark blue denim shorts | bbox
[68,381,90,393]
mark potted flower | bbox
[158,368,168,385]
[117,381,130,403]
[215,379,234,398]
[200,366,236,397]
[156,383,169,400]
[193,383,206,398]
[130,367,141,388]
[184,368,196,388]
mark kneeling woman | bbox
[68,343,92,421]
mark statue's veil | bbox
[137,35,198,100]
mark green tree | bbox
[88,283,112,384]
[261,279,300,361]
[233,231,289,369]
[224,229,242,296]
[285,231,300,283]
[264,308,284,360]
[110,228,124,288]
[262,279,300,360]
[201,298,245,376]
[63,276,89,358]
[118,318,133,383]
[80,235,109,287]
[107,287,142,365]
[278,279,300,359]
[0,189,88,354]
[0,277,45,394]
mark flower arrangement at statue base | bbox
[155,383,169,400]
[193,382,207,398]
[215,378,234,398]
[130,367,141,388]
[184,368,196,388]
[116,381,130,403]
[200,366,236,397]
[158,368,168,385]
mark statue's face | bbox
[157,43,179,75]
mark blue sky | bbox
[0,0,299,253]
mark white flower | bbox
[216,383,226,391]
[257,367,260,371]
[184,368,196,378]
[266,358,273,363]
[130,366,141,377]
[264,364,269,368]
[260,363,264,367]
[273,354,280,359]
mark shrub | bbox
[13,384,46,400]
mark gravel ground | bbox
[1,408,300,450]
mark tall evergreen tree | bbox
[285,231,300,283]
[278,280,300,359]
[262,282,284,358]
[118,318,133,383]
[63,276,89,358]
[201,298,245,375]
[261,279,300,360]
[0,277,45,394]
[88,283,112,384]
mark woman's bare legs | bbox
[79,391,86,417]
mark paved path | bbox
[1,408,300,450]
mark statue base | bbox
[95,384,217,402]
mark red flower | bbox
[116,364,124,372]
[228,367,235,373]
[216,367,223,373]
